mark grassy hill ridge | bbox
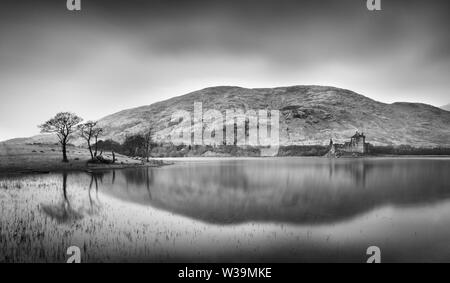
[4,85,450,147]
[96,85,450,147]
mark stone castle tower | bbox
[327,131,370,157]
[347,131,367,154]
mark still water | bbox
[1,157,450,262]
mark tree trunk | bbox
[87,140,94,159]
[62,142,69,162]
[94,137,98,156]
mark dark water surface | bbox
[2,157,450,262]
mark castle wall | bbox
[327,133,369,157]
[341,140,366,154]
[354,141,365,153]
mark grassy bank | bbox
[0,143,167,175]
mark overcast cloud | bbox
[0,0,449,141]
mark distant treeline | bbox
[277,145,330,156]
[95,136,331,157]
[368,145,450,156]
[95,137,262,157]
[277,145,450,156]
[93,136,450,157]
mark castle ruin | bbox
[327,131,370,157]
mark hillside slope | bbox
[441,104,450,111]
[5,86,450,147]
[96,85,450,147]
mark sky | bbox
[0,0,449,141]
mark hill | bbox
[5,85,450,147]
[96,85,450,147]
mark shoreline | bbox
[3,155,450,176]
[0,160,173,177]
[0,161,172,177]
[0,143,172,177]
[153,155,450,162]
[2,142,450,176]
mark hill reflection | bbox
[86,158,450,225]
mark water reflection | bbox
[329,161,370,188]
[121,169,155,200]
[40,173,84,223]
[87,172,103,215]
[86,158,450,225]
[40,171,107,223]
[3,157,450,262]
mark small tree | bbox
[122,134,146,157]
[78,121,98,159]
[92,127,103,157]
[96,139,123,154]
[143,128,153,162]
[39,112,83,162]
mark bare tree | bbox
[78,121,97,159]
[39,112,83,162]
[92,127,104,157]
[143,127,153,162]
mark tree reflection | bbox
[121,168,154,200]
[87,172,103,215]
[146,168,153,200]
[41,173,83,223]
